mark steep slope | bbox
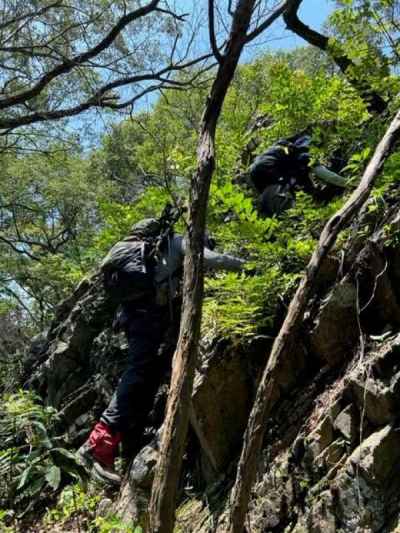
[176,196,400,532]
[30,190,400,532]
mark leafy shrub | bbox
[0,390,85,516]
[94,515,142,533]
[44,483,100,529]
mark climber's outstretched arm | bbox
[177,235,245,272]
[203,246,245,272]
[313,164,347,187]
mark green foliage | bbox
[2,22,399,376]
[0,144,114,325]
[371,151,400,199]
[329,0,399,78]
[342,146,373,177]
[383,221,400,248]
[69,46,391,340]
[203,270,290,338]
[202,186,345,338]
[0,303,34,394]
[44,483,100,528]
[43,482,141,532]
[91,186,173,258]
[0,391,86,514]
[0,509,15,532]
[94,514,141,533]
[1,4,399,530]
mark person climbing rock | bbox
[249,131,348,217]
[78,205,245,485]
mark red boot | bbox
[78,421,122,485]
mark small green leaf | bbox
[17,465,33,490]
[45,465,61,490]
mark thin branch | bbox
[0,203,42,213]
[208,0,223,64]
[105,83,189,110]
[0,234,40,261]
[0,18,88,57]
[149,1,286,531]
[0,53,213,129]
[0,47,59,59]
[0,0,161,110]
[370,9,400,63]
[155,7,188,21]
[246,0,290,43]
[0,283,39,326]
[0,1,62,32]
[360,257,388,312]
[2,231,52,252]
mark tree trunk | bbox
[148,2,259,532]
[227,109,400,533]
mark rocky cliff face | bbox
[30,194,400,532]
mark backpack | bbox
[259,183,295,218]
[100,219,160,303]
[100,205,185,303]
[249,135,311,193]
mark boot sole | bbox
[77,447,94,471]
[77,446,120,486]
[92,462,121,486]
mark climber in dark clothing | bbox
[100,303,171,436]
[249,133,348,217]
[78,216,245,485]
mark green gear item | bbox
[130,218,161,238]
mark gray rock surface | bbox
[29,206,400,532]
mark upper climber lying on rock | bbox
[78,203,245,485]
[248,129,348,217]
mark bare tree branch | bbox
[0,53,213,129]
[0,203,42,213]
[155,6,188,22]
[149,1,288,532]
[208,0,223,64]
[0,234,40,261]
[0,0,161,111]
[246,0,291,43]
[107,66,215,110]
[0,1,61,32]
[0,283,40,325]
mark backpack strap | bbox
[150,202,186,261]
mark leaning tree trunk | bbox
[148,1,280,531]
[227,109,400,533]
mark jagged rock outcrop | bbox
[29,270,271,525]
[173,203,400,533]
[31,196,400,532]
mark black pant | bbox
[101,303,171,434]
